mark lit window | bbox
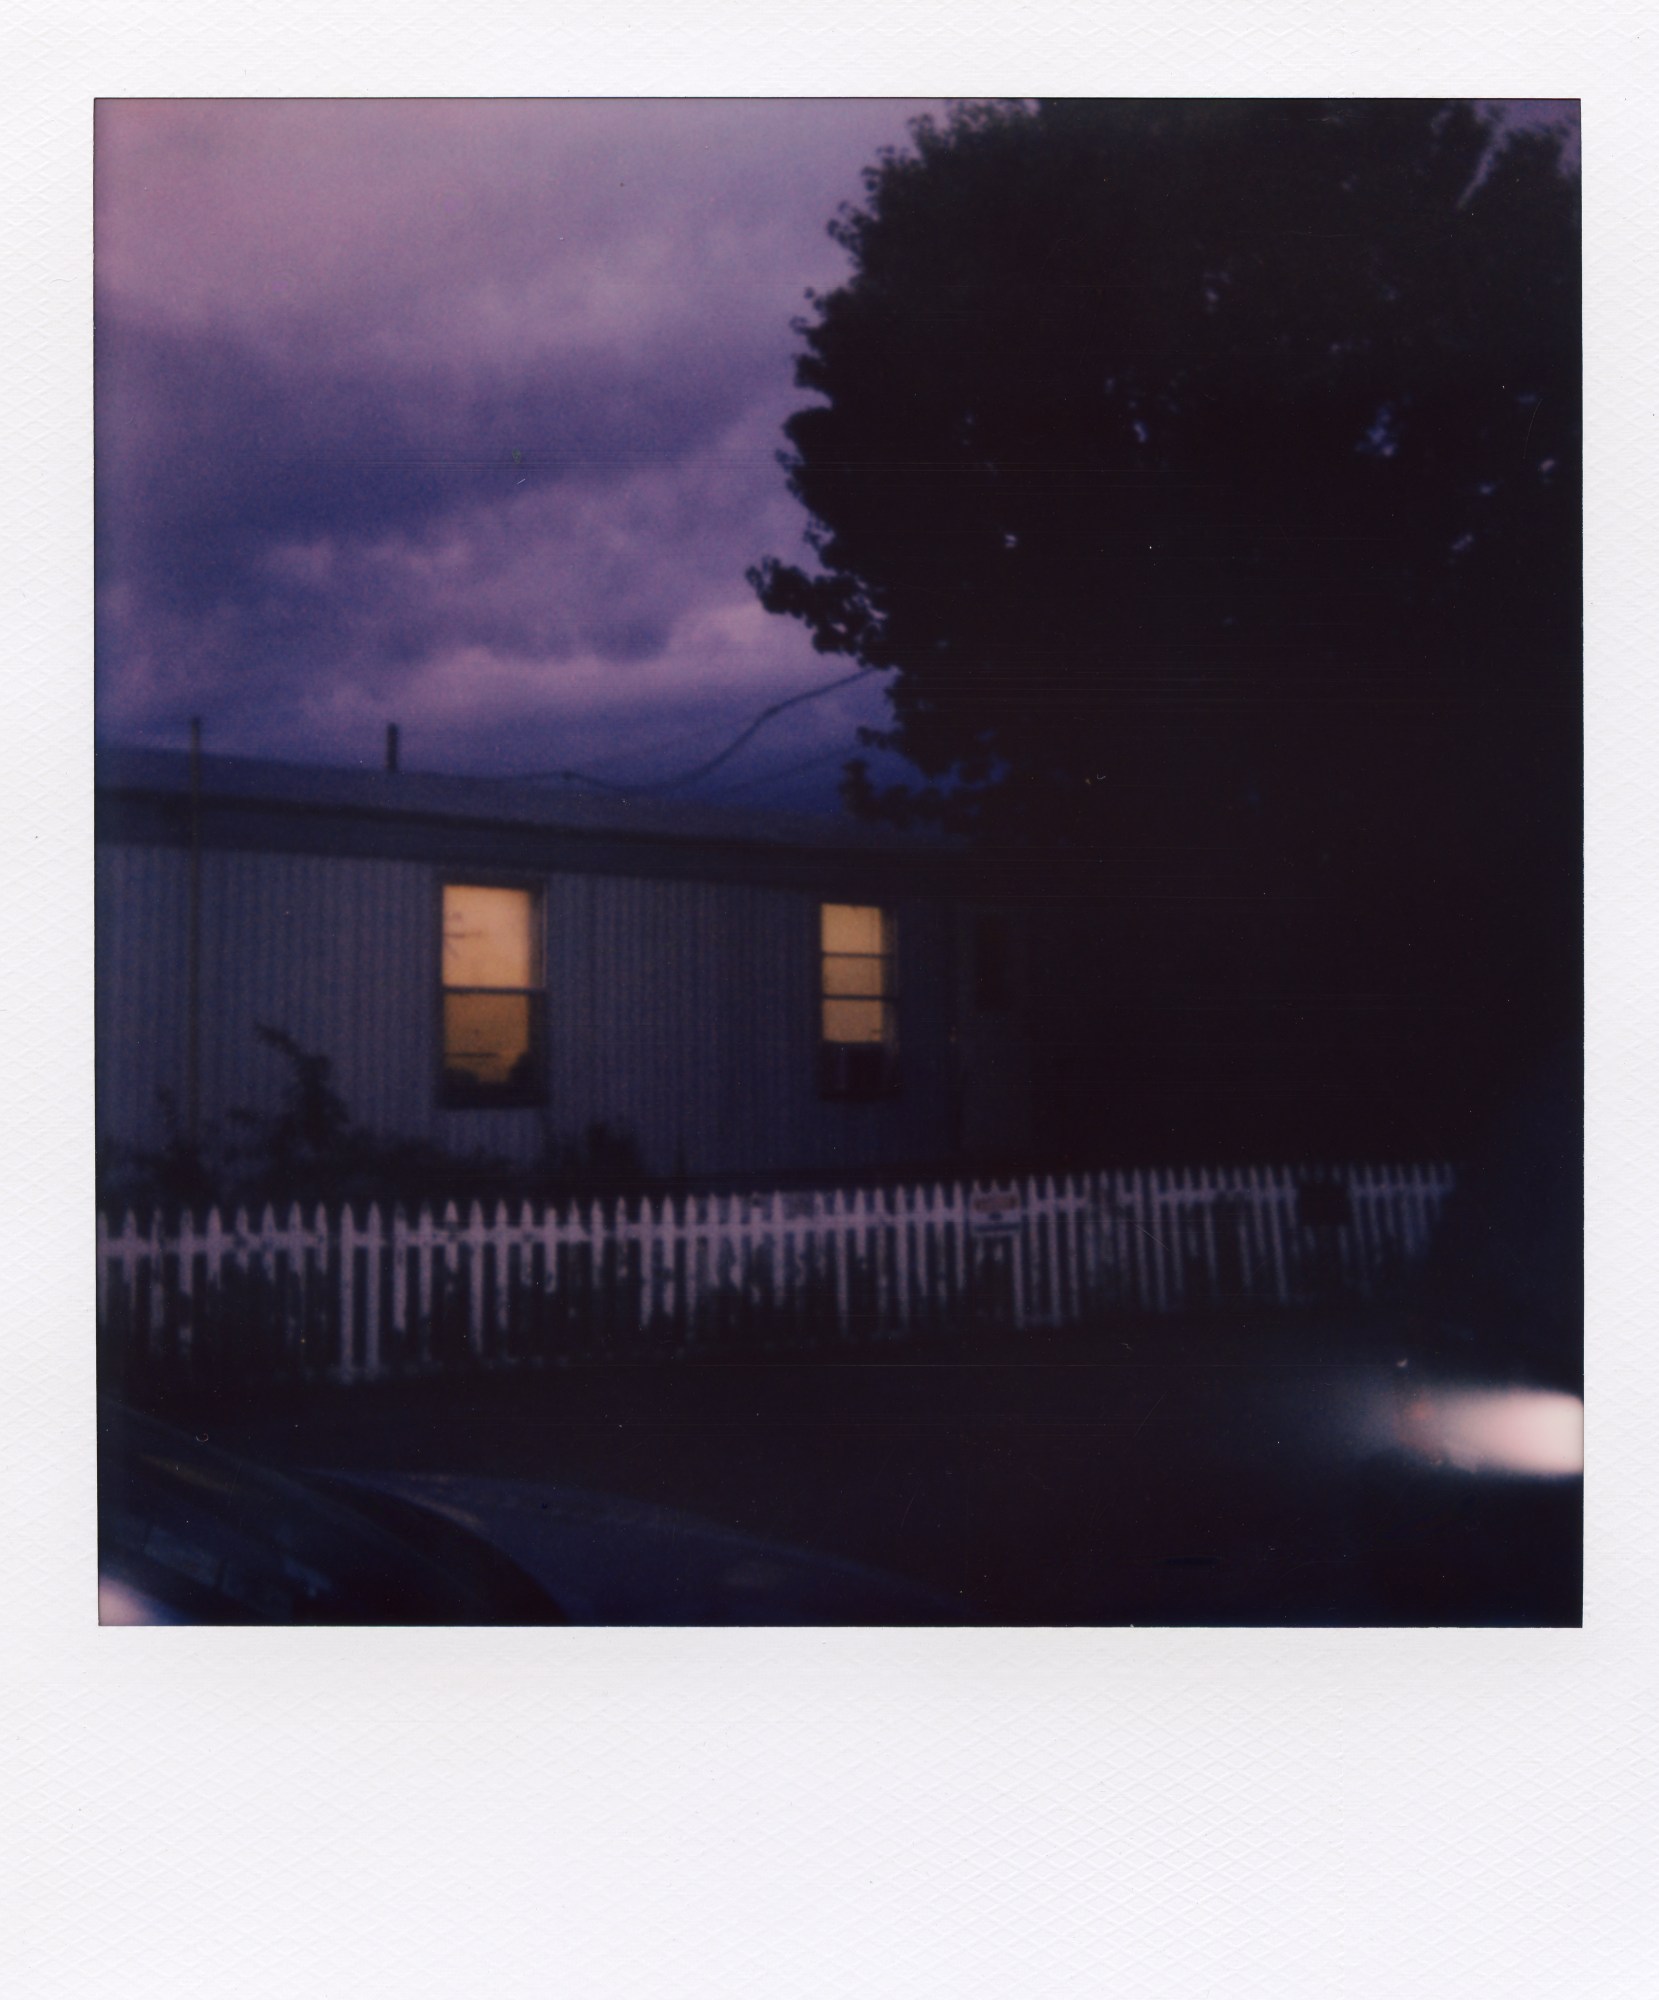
[820,903,898,1099]
[441,884,543,1107]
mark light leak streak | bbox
[1394,1385,1583,1478]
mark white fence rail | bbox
[97,1162,1458,1386]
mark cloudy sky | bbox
[95,99,943,809]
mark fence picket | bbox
[338,1206,357,1384]
[97,1159,1461,1380]
[361,1204,383,1380]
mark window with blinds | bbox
[819,903,898,1099]
[440,883,544,1107]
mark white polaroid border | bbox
[5,8,1653,1996]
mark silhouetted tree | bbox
[753,101,1579,1152]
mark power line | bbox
[650,668,875,790]
[505,666,879,794]
[702,741,857,801]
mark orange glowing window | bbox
[441,884,544,1106]
[820,903,898,1098]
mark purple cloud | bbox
[96,99,937,803]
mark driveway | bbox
[196,1314,1581,1624]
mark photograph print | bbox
[94,98,1581,1626]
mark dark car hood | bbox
[100,1403,956,1625]
[314,1468,960,1625]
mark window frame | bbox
[436,876,548,1111]
[818,901,900,1102]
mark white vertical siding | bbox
[96,845,191,1144]
[99,844,438,1149]
[97,842,960,1179]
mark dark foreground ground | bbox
[166,1311,1580,1626]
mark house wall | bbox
[96,839,964,1182]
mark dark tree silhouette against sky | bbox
[754,100,1580,1154]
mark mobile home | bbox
[96,748,1038,1185]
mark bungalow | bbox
[95,747,1040,1186]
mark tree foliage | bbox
[754,102,1577,824]
[752,101,1579,1137]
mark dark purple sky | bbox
[95,100,942,809]
[95,98,1577,814]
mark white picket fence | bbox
[96,1162,1458,1386]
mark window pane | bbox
[821,903,885,955]
[821,1041,896,1101]
[443,885,534,990]
[444,992,534,1089]
[823,998,889,1046]
[822,953,889,998]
